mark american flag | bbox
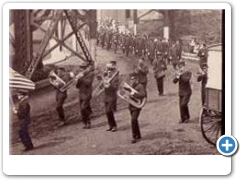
[9,68,35,91]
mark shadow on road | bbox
[142,131,172,141]
[34,136,74,150]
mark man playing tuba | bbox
[128,72,146,144]
[76,62,94,129]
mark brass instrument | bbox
[60,65,94,92]
[49,70,67,90]
[93,70,119,96]
[49,65,94,92]
[117,82,146,108]
[171,68,185,79]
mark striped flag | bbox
[9,68,35,91]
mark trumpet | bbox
[117,82,146,108]
[93,70,119,96]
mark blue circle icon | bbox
[217,135,238,156]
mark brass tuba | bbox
[93,70,119,96]
[117,82,146,108]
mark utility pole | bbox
[163,10,170,40]
[133,10,138,35]
[88,10,97,63]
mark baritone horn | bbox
[117,82,146,108]
[49,70,66,90]
[93,70,119,96]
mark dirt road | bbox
[10,47,219,155]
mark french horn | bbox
[117,82,146,108]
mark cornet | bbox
[93,70,119,96]
[117,82,146,108]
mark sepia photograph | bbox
[8,8,224,155]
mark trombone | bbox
[49,65,94,92]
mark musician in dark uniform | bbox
[128,72,146,143]
[197,43,208,68]
[53,67,71,127]
[197,63,208,105]
[76,62,94,129]
[153,54,167,96]
[103,63,119,132]
[135,58,149,90]
[17,92,34,151]
[173,61,192,123]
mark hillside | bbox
[138,10,222,44]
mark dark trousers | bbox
[105,102,117,128]
[156,76,164,95]
[56,92,67,122]
[130,109,141,139]
[80,99,92,125]
[201,88,206,105]
[19,117,33,148]
[179,94,191,121]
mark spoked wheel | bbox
[200,108,222,146]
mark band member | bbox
[104,63,119,132]
[197,63,208,105]
[16,92,34,151]
[176,39,182,60]
[197,43,208,68]
[135,58,149,90]
[173,60,192,123]
[128,72,146,143]
[153,54,167,96]
[169,43,178,69]
[54,67,71,127]
[76,62,94,129]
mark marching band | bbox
[12,27,209,151]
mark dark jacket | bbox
[104,73,119,103]
[76,71,94,100]
[173,71,192,96]
[152,58,166,79]
[136,63,149,85]
[129,82,146,111]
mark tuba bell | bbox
[117,82,146,108]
